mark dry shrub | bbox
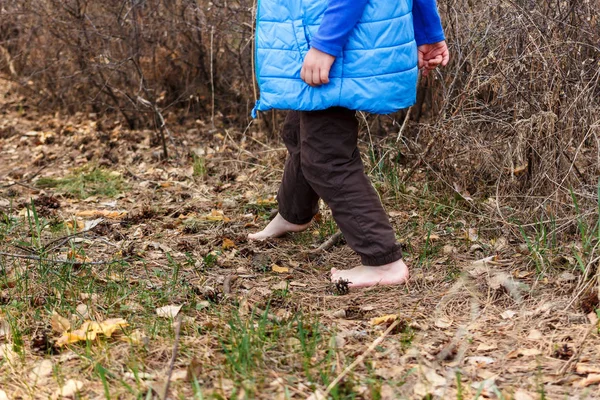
[0,0,255,128]
[407,0,600,224]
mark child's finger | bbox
[312,68,322,86]
[320,67,330,84]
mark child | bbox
[250,0,449,288]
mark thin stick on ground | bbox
[0,251,127,265]
[163,313,184,400]
[308,231,343,260]
[320,318,401,398]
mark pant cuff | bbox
[278,209,314,226]
[360,243,403,266]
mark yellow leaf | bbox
[50,311,71,334]
[75,210,127,219]
[55,318,129,347]
[203,209,231,222]
[222,238,236,250]
[65,219,85,230]
[370,314,398,326]
[271,264,289,274]
[513,164,528,175]
[256,197,277,206]
[99,318,129,337]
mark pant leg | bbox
[298,107,403,266]
[277,111,320,225]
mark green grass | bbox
[36,165,126,199]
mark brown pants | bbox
[277,107,403,266]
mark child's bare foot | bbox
[330,259,409,288]
[248,213,311,240]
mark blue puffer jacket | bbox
[252,0,418,117]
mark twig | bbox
[321,318,401,398]
[307,232,343,260]
[0,251,126,265]
[163,313,184,400]
[1,164,49,189]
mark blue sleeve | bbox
[412,0,446,46]
[310,0,369,57]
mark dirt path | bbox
[1,81,599,399]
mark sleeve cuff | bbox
[416,33,446,46]
[310,38,342,57]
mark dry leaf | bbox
[465,356,495,365]
[222,238,235,250]
[434,316,453,329]
[513,164,528,175]
[50,311,71,334]
[271,281,289,291]
[75,210,127,219]
[271,264,289,274]
[507,348,542,359]
[577,374,600,387]
[29,359,53,382]
[514,390,535,400]
[65,219,85,231]
[0,344,17,363]
[119,329,147,345]
[464,228,479,242]
[0,389,8,400]
[527,329,543,341]
[256,197,277,206]
[52,379,84,399]
[156,304,183,318]
[370,314,398,326]
[203,209,230,222]
[576,364,600,375]
[500,310,517,320]
[476,343,498,352]
[55,318,129,346]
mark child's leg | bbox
[249,112,320,240]
[298,107,408,287]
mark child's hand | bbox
[418,40,450,77]
[301,48,336,87]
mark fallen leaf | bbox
[507,348,542,359]
[527,329,543,340]
[55,318,129,346]
[500,310,517,320]
[156,305,183,318]
[514,390,535,400]
[434,316,453,329]
[513,164,528,175]
[202,209,230,222]
[576,364,600,375]
[271,281,289,291]
[465,228,479,242]
[222,238,235,250]
[29,359,53,382]
[75,210,127,219]
[0,344,17,363]
[271,264,289,274]
[370,314,398,326]
[465,356,495,365]
[0,390,7,400]
[50,311,71,334]
[52,379,84,399]
[577,374,600,387]
[476,343,498,352]
[83,218,104,231]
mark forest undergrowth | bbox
[1,76,600,400]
